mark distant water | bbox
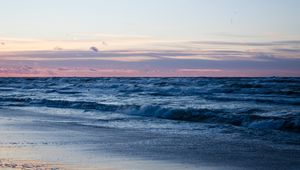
[0,77,299,135]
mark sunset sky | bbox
[0,0,300,77]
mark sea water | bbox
[0,77,299,142]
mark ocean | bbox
[0,77,299,141]
[1,77,300,169]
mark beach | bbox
[1,107,300,170]
[0,77,300,170]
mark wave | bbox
[0,77,299,133]
[44,90,81,95]
[2,96,298,132]
[203,95,300,106]
[126,105,300,132]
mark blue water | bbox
[0,77,299,136]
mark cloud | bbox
[0,39,300,77]
[0,65,40,75]
[1,57,300,77]
[188,40,300,47]
[53,46,63,51]
[90,46,99,52]
[0,45,299,63]
[273,48,300,53]
[177,69,222,72]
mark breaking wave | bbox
[0,77,299,132]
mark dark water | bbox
[0,77,299,137]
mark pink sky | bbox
[0,38,300,77]
[1,1,300,77]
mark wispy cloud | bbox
[1,38,299,62]
[0,39,299,77]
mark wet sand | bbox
[0,108,300,170]
[0,158,64,170]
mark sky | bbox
[0,0,300,77]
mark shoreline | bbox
[1,108,300,170]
